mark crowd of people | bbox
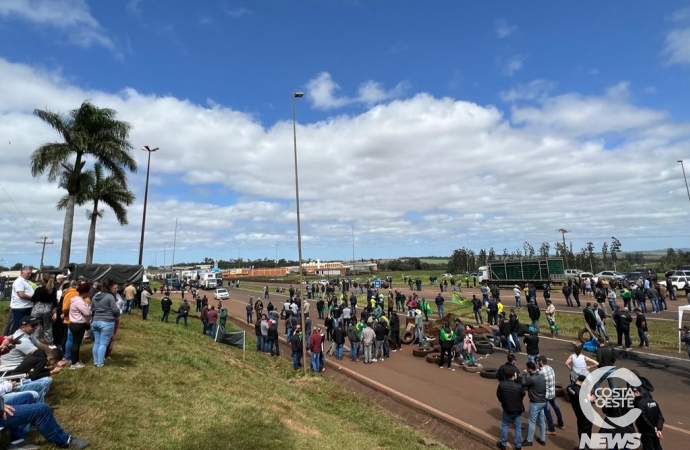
[1,266,104,449]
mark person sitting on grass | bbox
[6,347,64,404]
[0,390,90,449]
[2,317,54,371]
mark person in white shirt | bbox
[513,285,522,309]
[10,267,35,334]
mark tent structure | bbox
[678,305,690,353]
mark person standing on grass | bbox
[290,328,302,370]
[207,306,218,338]
[10,266,35,334]
[545,300,558,338]
[124,282,136,314]
[176,299,190,326]
[201,304,209,335]
[219,307,228,330]
[254,317,263,352]
[161,293,172,323]
[309,327,322,373]
[90,280,121,368]
[527,300,540,332]
[140,287,152,321]
[30,273,56,345]
[537,356,564,435]
[267,319,280,357]
[68,284,92,370]
[260,314,270,353]
[635,308,649,348]
[496,369,524,450]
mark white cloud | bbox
[500,80,556,102]
[225,7,253,18]
[305,72,409,110]
[664,27,690,64]
[0,0,114,51]
[499,55,526,76]
[126,0,143,18]
[0,58,689,266]
[495,19,517,38]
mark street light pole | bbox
[138,145,159,266]
[292,91,307,374]
[678,160,690,204]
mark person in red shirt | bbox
[206,306,218,338]
[309,328,322,373]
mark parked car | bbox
[564,269,584,277]
[214,288,230,300]
[594,271,625,282]
[633,267,658,282]
[667,275,689,290]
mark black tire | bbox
[463,363,483,373]
[555,384,565,397]
[412,346,437,357]
[475,346,494,355]
[480,368,498,379]
[401,332,414,345]
[418,340,432,348]
[578,327,593,344]
[475,341,493,350]
[426,353,441,364]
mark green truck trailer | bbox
[477,258,565,286]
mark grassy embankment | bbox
[0,302,447,450]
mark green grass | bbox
[1,302,448,450]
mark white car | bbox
[214,288,230,300]
[594,271,624,281]
[668,275,689,290]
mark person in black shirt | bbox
[496,354,518,382]
[523,328,540,364]
[30,273,58,345]
[634,308,649,348]
[290,328,302,370]
[567,374,592,446]
[633,386,665,450]
[612,305,633,349]
[160,294,172,323]
[594,337,616,391]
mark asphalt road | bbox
[173,283,690,450]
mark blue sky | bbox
[0,0,689,268]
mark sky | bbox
[0,0,690,268]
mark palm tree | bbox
[30,101,137,268]
[57,163,135,264]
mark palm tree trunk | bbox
[59,194,77,268]
[86,202,99,264]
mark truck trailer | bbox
[477,258,565,286]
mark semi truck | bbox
[64,263,147,285]
[477,258,565,286]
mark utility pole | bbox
[556,228,569,269]
[352,224,355,274]
[172,218,178,272]
[35,237,54,270]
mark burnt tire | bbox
[578,327,594,343]
[463,363,483,373]
[480,368,498,379]
[555,384,565,397]
[475,346,494,355]
[413,346,437,357]
[426,353,441,364]
[401,331,415,345]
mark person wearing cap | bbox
[632,385,665,449]
[545,300,558,338]
[10,266,35,334]
[1,316,53,369]
[567,374,592,446]
[512,284,522,310]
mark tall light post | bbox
[678,160,690,204]
[292,91,307,374]
[164,242,168,270]
[138,145,159,266]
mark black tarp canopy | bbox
[66,264,146,285]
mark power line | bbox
[0,183,40,235]
[35,237,54,269]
